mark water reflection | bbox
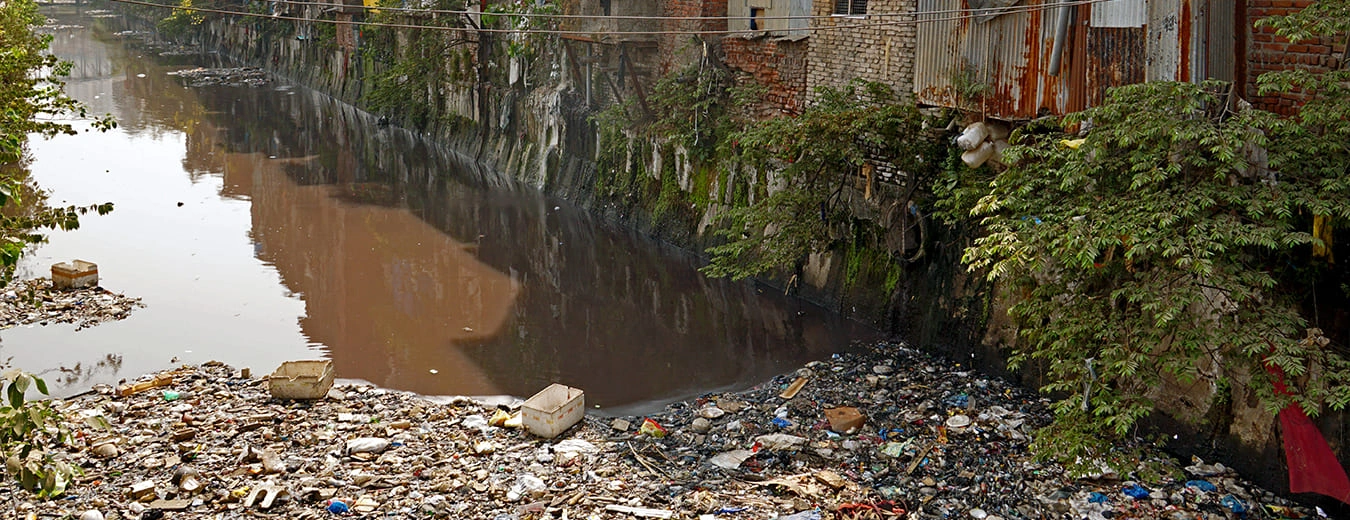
[13,5,874,412]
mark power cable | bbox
[107,0,1115,37]
[267,0,1087,22]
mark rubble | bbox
[0,277,143,331]
[166,67,271,88]
[0,344,1320,519]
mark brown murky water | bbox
[6,6,875,413]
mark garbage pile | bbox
[1,343,1320,519]
[167,67,270,88]
[0,278,143,331]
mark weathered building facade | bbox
[912,0,1244,121]
[1244,0,1345,114]
[805,0,917,102]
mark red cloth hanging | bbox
[1268,360,1350,504]
[1278,404,1350,503]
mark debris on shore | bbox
[2,344,1318,519]
[0,278,143,331]
[167,67,270,88]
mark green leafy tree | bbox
[155,0,207,40]
[703,81,944,279]
[1,0,91,162]
[0,369,87,498]
[0,0,115,283]
[962,42,1350,471]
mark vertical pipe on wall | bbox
[1049,1,1074,76]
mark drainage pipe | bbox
[1048,1,1074,76]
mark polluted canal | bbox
[6,6,874,413]
[1,6,1325,520]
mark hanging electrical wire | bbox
[266,0,1080,22]
[107,0,1116,37]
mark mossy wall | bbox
[134,5,988,357]
[150,7,940,332]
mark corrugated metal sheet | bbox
[1091,0,1145,27]
[1205,0,1236,81]
[1086,26,1146,106]
[915,0,1071,120]
[916,0,1227,120]
[788,0,810,37]
[1146,0,1192,82]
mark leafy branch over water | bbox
[0,0,116,285]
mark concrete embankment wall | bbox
[165,8,940,336]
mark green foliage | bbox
[368,31,447,129]
[0,369,90,499]
[643,59,760,163]
[931,139,994,225]
[155,0,206,40]
[961,78,1350,473]
[1,0,115,164]
[0,0,116,284]
[702,81,945,280]
[1256,1,1350,214]
[483,0,560,62]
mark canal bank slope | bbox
[100,2,1345,509]
[7,356,1320,520]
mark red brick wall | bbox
[1245,0,1345,115]
[659,0,729,73]
[722,36,808,116]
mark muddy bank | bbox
[3,348,1316,520]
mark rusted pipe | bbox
[1048,1,1073,76]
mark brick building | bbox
[1243,0,1345,115]
[559,0,1340,119]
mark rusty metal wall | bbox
[1086,26,1146,107]
[1205,0,1236,81]
[1146,0,1192,81]
[1091,0,1144,27]
[914,0,1070,120]
[914,0,1229,120]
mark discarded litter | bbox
[1185,480,1217,492]
[521,383,584,438]
[638,417,667,438]
[0,343,1317,520]
[325,499,349,514]
[778,510,821,520]
[167,66,271,87]
[1122,484,1150,499]
[824,406,865,433]
[605,504,674,518]
[0,277,143,331]
[268,359,334,400]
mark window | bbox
[833,0,866,16]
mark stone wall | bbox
[722,36,808,115]
[659,0,729,73]
[805,0,916,99]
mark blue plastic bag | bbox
[1185,480,1217,492]
[1122,484,1150,500]
[1221,495,1248,514]
[325,500,349,514]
